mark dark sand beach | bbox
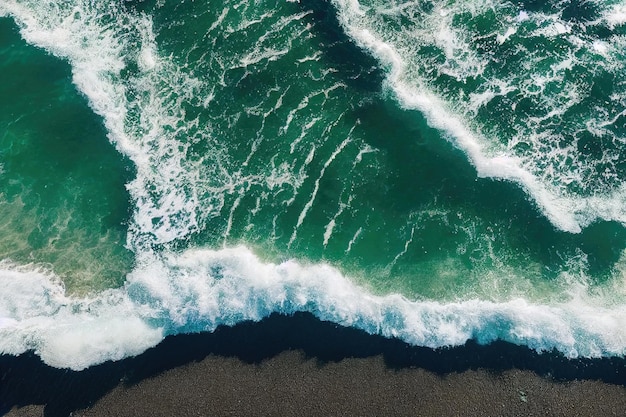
[2,312,626,417]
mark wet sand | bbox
[2,313,626,417]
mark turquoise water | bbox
[1,0,626,369]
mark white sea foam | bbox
[604,2,626,28]
[2,247,626,370]
[0,262,162,369]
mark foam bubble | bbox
[517,11,529,22]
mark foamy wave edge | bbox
[1,246,626,370]
[330,0,626,234]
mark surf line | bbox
[331,0,585,233]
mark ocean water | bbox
[1,0,626,370]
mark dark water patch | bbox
[354,99,476,213]
[579,221,626,277]
[353,98,545,272]
[351,92,626,286]
[298,0,385,93]
[513,0,599,19]
[560,0,601,23]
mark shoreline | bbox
[2,312,626,416]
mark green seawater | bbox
[0,0,626,370]
[2,0,626,302]
[2,0,626,368]
[124,0,626,302]
[0,19,134,294]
